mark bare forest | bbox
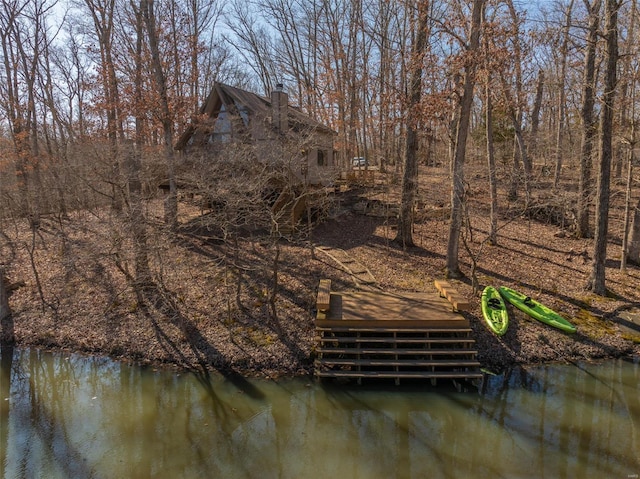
[1,0,640,376]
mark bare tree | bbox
[553,0,574,188]
[619,0,639,270]
[186,0,223,111]
[621,140,636,273]
[628,196,640,265]
[588,0,619,295]
[529,69,544,154]
[0,267,12,343]
[501,0,531,204]
[446,0,484,278]
[0,0,48,221]
[125,1,151,286]
[482,6,498,245]
[484,79,498,245]
[225,0,277,93]
[395,0,430,248]
[577,0,602,239]
[140,0,178,230]
[83,0,125,211]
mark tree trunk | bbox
[529,69,544,151]
[395,124,419,247]
[588,0,619,295]
[512,120,531,204]
[130,3,151,286]
[1,9,32,218]
[553,0,573,188]
[142,0,178,230]
[615,0,637,182]
[628,197,640,265]
[446,0,484,277]
[126,142,151,286]
[485,79,498,245]
[84,0,123,212]
[394,1,430,248]
[448,75,461,175]
[577,0,601,239]
[0,268,14,344]
[621,151,633,272]
[624,1,639,265]
[503,0,530,202]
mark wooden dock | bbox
[314,281,482,385]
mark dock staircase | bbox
[313,280,482,385]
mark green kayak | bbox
[498,286,577,334]
[481,286,509,336]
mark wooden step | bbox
[434,279,453,295]
[446,294,471,312]
[315,336,476,345]
[316,347,478,356]
[434,279,471,311]
[315,370,483,379]
[316,347,477,356]
[315,359,481,367]
[313,285,481,383]
[315,327,473,334]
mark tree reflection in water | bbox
[1,349,639,479]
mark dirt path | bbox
[314,245,379,290]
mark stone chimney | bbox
[271,83,288,133]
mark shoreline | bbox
[2,179,640,379]
[4,293,639,379]
[3,335,638,380]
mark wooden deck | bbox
[314,282,482,385]
[316,291,471,329]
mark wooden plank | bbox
[317,348,477,356]
[441,286,460,300]
[315,370,483,379]
[434,280,460,300]
[316,347,477,355]
[315,337,476,345]
[316,327,473,333]
[316,318,470,328]
[316,359,481,367]
[434,280,453,296]
[316,279,331,312]
[434,279,470,311]
[446,294,471,312]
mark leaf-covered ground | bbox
[4,165,640,378]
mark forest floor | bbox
[3,164,640,379]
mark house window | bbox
[317,150,326,167]
[237,104,250,127]
[213,104,232,143]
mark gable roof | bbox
[175,82,334,151]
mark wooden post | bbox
[0,268,14,343]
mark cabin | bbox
[175,82,337,187]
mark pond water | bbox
[1,347,639,479]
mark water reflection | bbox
[1,347,638,479]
